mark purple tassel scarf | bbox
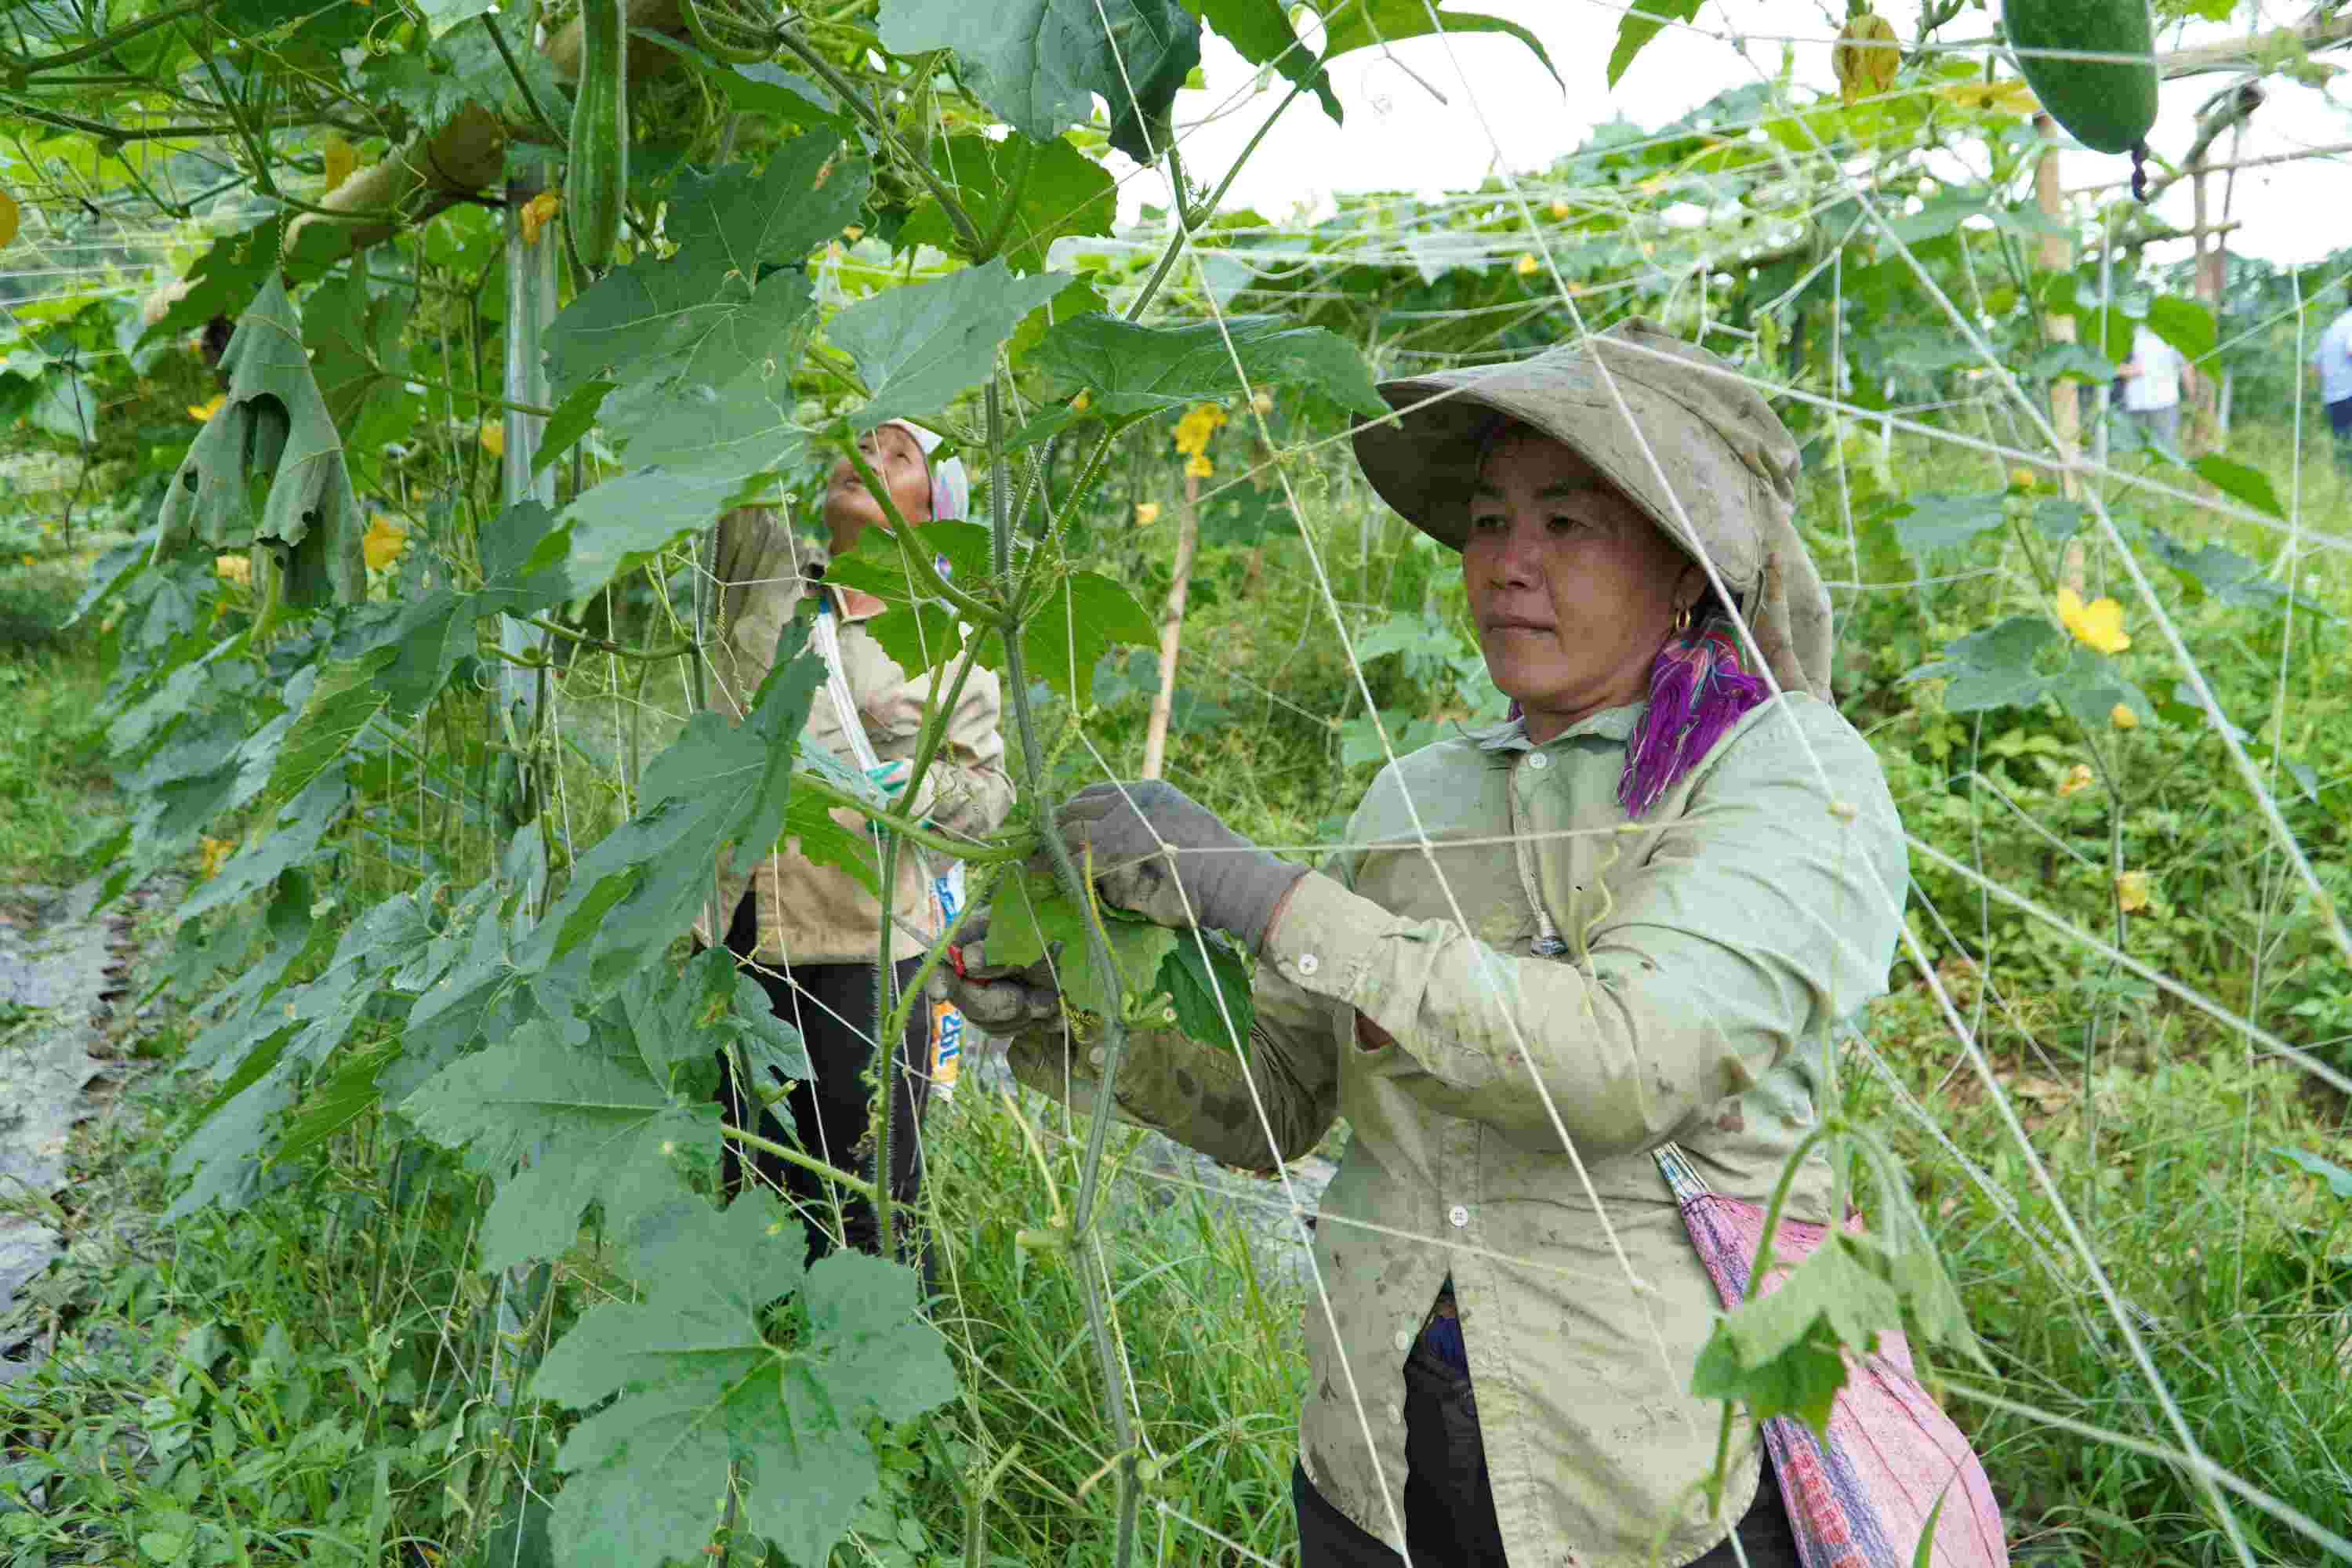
[1618,606,1772,816]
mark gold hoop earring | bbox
[1673,604,1693,635]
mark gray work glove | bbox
[1052,780,1307,953]
[925,915,1065,1034]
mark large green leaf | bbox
[156,274,368,608]
[541,142,867,482]
[830,259,1073,430]
[1155,928,1254,1053]
[1025,312,1386,419]
[1319,0,1559,87]
[522,629,824,991]
[985,866,1175,1017]
[1904,616,2058,713]
[878,0,1200,162]
[302,273,420,476]
[2143,293,2216,363]
[898,133,1116,274]
[1022,567,1158,708]
[401,1018,713,1271]
[1889,492,2004,554]
[529,466,750,587]
[534,1197,954,1566]
[1186,0,1338,118]
[2190,453,2284,518]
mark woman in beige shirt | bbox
[703,420,1014,1265]
[938,324,1924,1566]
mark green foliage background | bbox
[2,0,2350,1564]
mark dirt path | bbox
[0,881,151,1387]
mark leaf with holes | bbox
[1026,312,1387,419]
[533,1196,953,1567]
[155,274,368,608]
[830,260,1072,431]
[878,0,1200,162]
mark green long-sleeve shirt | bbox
[1009,692,1908,1565]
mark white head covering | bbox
[880,420,970,524]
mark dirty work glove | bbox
[924,913,1065,1033]
[1052,781,1307,953]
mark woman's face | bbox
[823,423,932,554]
[1461,427,1700,743]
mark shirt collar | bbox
[1470,702,1644,757]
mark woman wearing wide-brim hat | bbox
[938,322,1951,1566]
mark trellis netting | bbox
[4,0,2351,1563]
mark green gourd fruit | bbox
[2004,0,2158,158]
[566,0,626,268]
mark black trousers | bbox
[1294,1338,1802,1567]
[713,894,931,1268]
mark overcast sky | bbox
[1114,0,2352,270]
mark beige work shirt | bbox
[1009,692,1907,1565]
[696,505,1015,966]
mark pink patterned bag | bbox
[1653,1142,2009,1568]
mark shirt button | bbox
[1393,1329,1412,1352]
[1448,1204,1470,1229]
[1526,752,1549,770]
[1296,953,1320,976]
[1385,1403,1403,1425]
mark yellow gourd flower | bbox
[1932,78,2039,115]
[363,514,408,570]
[2055,588,2129,655]
[519,190,561,246]
[1185,451,1213,478]
[2115,869,2151,913]
[2056,762,2094,797]
[214,554,252,586]
[1070,389,1091,412]
[1515,252,1540,276]
[1172,402,1225,456]
[479,419,505,458]
[1548,199,1570,219]
[322,137,359,194]
[2009,466,2038,491]
[188,394,225,423]
[2110,702,2139,731]
[198,836,236,879]
[1134,502,1162,527]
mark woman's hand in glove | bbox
[1051,780,1307,953]
[926,916,1065,1037]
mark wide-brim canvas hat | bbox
[1349,318,1833,700]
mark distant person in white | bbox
[2118,322,2194,451]
[2307,286,2352,473]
